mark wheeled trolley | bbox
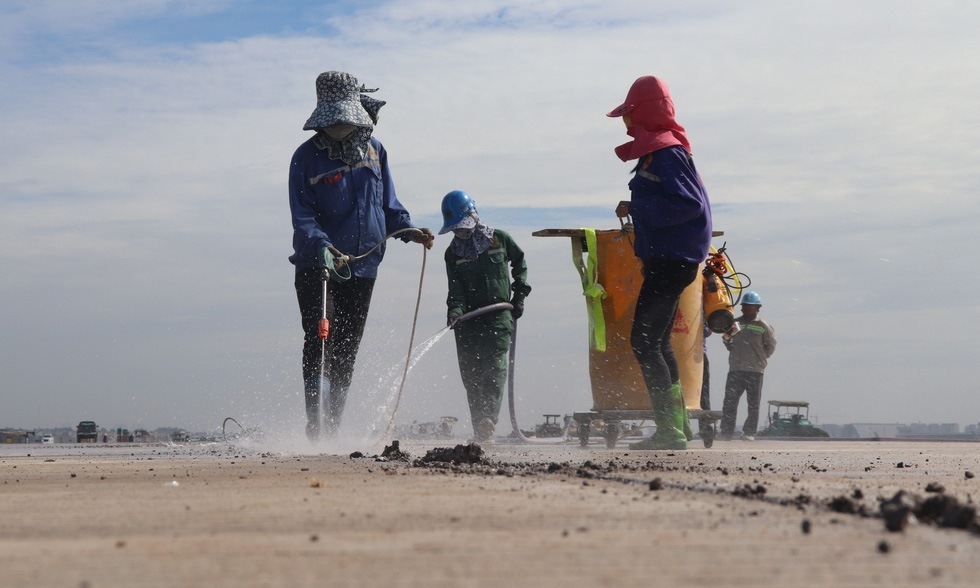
[573,409,724,449]
[534,226,729,450]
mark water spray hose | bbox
[383,301,516,442]
[319,272,329,417]
[448,301,515,328]
[379,231,429,442]
[224,230,560,448]
[332,227,427,265]
[221,416,260,441]
[222,417,244,439]
[505,322,570,444]
[452,302,570,444]
[319,226,432,444]
[323,227,428,283]
[220,228,432,448]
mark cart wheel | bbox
[604,422,619,448]
[578,422,591,447]
[701,418,715,449]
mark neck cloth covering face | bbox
[450,215,495,261]
[606,76,691,162]
[304,71,386,165]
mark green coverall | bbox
[446,229,531,438]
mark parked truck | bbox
[76,421,98,443]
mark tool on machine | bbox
[701,243,751,334]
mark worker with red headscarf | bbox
[608,76,713,450]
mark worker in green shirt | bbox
[441,190,531,442]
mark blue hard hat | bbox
[439,190,477,234]
[741,291,763,306]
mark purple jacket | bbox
[628,145,712,264]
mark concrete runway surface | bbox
[3,438,980,587]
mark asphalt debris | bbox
[827,495,871,516]
[416,443,485,465]
[380,440,411,462]
[879,490,916,532]
[879,490,980,534]
[731,483,767,498]
[348,442,410,462]
[916,493,977,530]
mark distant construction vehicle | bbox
[759,401,829,438]
[534,414,567,438]
[76,421,98,443]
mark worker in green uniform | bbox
[441,190,531,442]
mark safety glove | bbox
[510,297,525,320]
[317,246,351,282]
[404,227,435,249]
[447,311,463,329]
[317,246,338,270]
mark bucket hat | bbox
[303,71,385,131]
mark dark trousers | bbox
[721,370,765,436]
[631,259,699,394]
[295,269,375,427]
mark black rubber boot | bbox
[322,385,347,438]
[304,378,321,442]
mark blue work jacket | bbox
[288,136,415,277]
[628,145,712,264]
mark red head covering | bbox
[607,76,691,162]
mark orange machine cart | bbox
[533,227,724,448]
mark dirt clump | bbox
[827,494,872,516]
[380,440,411,461]
[879,490,979,534]
[416,442,484,465]
[916,493,977,530]
[347,441,410,462]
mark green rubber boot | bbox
[676,382,694,441]
[629,387,688,450]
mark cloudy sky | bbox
[2,1,979,447]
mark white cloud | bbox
[2,1,980,436]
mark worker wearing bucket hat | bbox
[289,71,434,442]
[608,76,713,451]
[442,191,531,442]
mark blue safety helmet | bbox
[741,291,763,306]
[439,190,477,234]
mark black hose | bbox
[450,301,513,328]
[453,302,569,444]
